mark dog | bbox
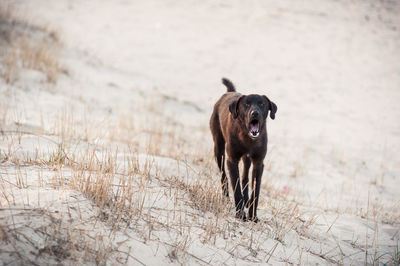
[209,78,277,222]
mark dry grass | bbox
[0,208,114,265]
[0,102,273,264]
[1,93,399,264]
[0,2,60,84]
[1,99,399,264]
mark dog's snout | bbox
[251,110,259,118]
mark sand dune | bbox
[1,0,399,264]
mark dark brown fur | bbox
[210,78,277,222]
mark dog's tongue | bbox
[250,122,259,132]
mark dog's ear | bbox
[229,95,244,119]
[269,101,277,119]
[263,95,277,120]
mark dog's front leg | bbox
[248,161,264,222]
[226,158,246,220]
[241,156,251,209]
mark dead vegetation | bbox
[0,207,114,265]
[1,97,398,264]
[0,99,314,264]
[0,73,398,264]
[0,2,60,84]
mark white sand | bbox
[1,0,399,264]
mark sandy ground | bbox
[1,0,400,265]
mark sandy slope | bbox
[1,0,400,264]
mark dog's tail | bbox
[222,78,236,92]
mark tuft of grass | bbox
[0,2,60,84]
[166,174,231,217]
[16,39,60,83]
[390,241,400,265]
[0,208,114,265]
[48,142,67,165]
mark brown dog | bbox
[210,78,277,222]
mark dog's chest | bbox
[229,132,266,156]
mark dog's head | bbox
[229,94,277,139]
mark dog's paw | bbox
[235,210,247,221]
[248,216,259,223]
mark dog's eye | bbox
[260,102,264,106]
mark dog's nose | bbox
[251,110,259,117]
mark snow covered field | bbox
[1,0,399,264]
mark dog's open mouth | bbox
[249,119,260,138]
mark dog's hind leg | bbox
[248,161,264,223]
[214,136,229,198]
[241,155,251,208]
[227,158,246,220]
[210,112,229,198]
